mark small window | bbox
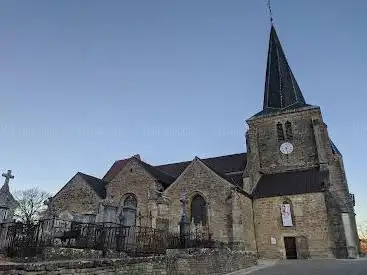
[285,121,293,140]
[3,209,7,221]
[277,123,285,141]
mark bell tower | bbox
[244,22,359,258]
[243,23,340,195]
[244,25,332,192]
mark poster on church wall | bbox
[271,237,277,245]
[281,204,293,227]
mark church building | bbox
[46,24,360,259]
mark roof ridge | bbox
[102,157,132,182]
[138,159,176,180]
[199,157,238,186]
[197,157,250,197]
[154,160,191,167]
[202,152,246,161]
[262,167,319,176]
[77,172,107,183]
[154,152,246,167]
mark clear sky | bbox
[1,1,366,224]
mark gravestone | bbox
[0,170,18,223]
[179,193,190,248]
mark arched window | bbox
[285,121,293,141]
[191,195,207,226]
[280,200,294,227]
[121,194,137,226]
[277,122,285,141]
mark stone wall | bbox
[105,159,157,226]
[328,155,352,212]
[164,159,233,240]
[246,107,322,179]
[0,249,257,275]
[238,194,257,251]
[253,192,333,259]
[324,147,359,257]
[49,174,101,215]
[164,158,255,249]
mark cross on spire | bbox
[267,0,273,24]
[2,170,14,186]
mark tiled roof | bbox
[259,25,307,116]
[139,160,176,187]
[102,155,176,187]
[252,168,327,199]
[84,153,247,196]
[154,161,191,178]
[224,173,245,189]
[78,172,108,199]
[200,153,247,174]
[252,103,313,118]
[102,158,131,182]
[155,153,247,188]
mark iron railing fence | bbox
[167,231,216,249]
[0,220,167,258]
[0,219,218,259]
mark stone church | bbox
[46,24,360,259]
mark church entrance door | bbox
[284,237,297,259]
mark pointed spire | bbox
[263,25,306,112]
[0,181,9,193]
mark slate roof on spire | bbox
[256,25,308,117]
[0,182,18,209]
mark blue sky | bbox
[0,1,366,225]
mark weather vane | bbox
[267,0,273,24]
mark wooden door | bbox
[284,237,297,259]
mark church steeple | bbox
[263,25,306,112]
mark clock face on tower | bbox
[280,142,294,155]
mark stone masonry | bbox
[104,158,158,226]
[164,158,256,250]
[0,249,257,275]
[253,193,332,259]
[47,173,101,218]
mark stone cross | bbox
[179,193,190,248]
[179,193,189,225]
[2,170,14,186]
[180,193,188,217]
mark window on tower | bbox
[285,121,293,140]
[276,123,285,141]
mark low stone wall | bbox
[0,248,257,275]
[41,247,128,262]
[167,248,257,275]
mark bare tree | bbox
[358,221,367,255]
[14,188,51,225]
[359,221,367,240]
